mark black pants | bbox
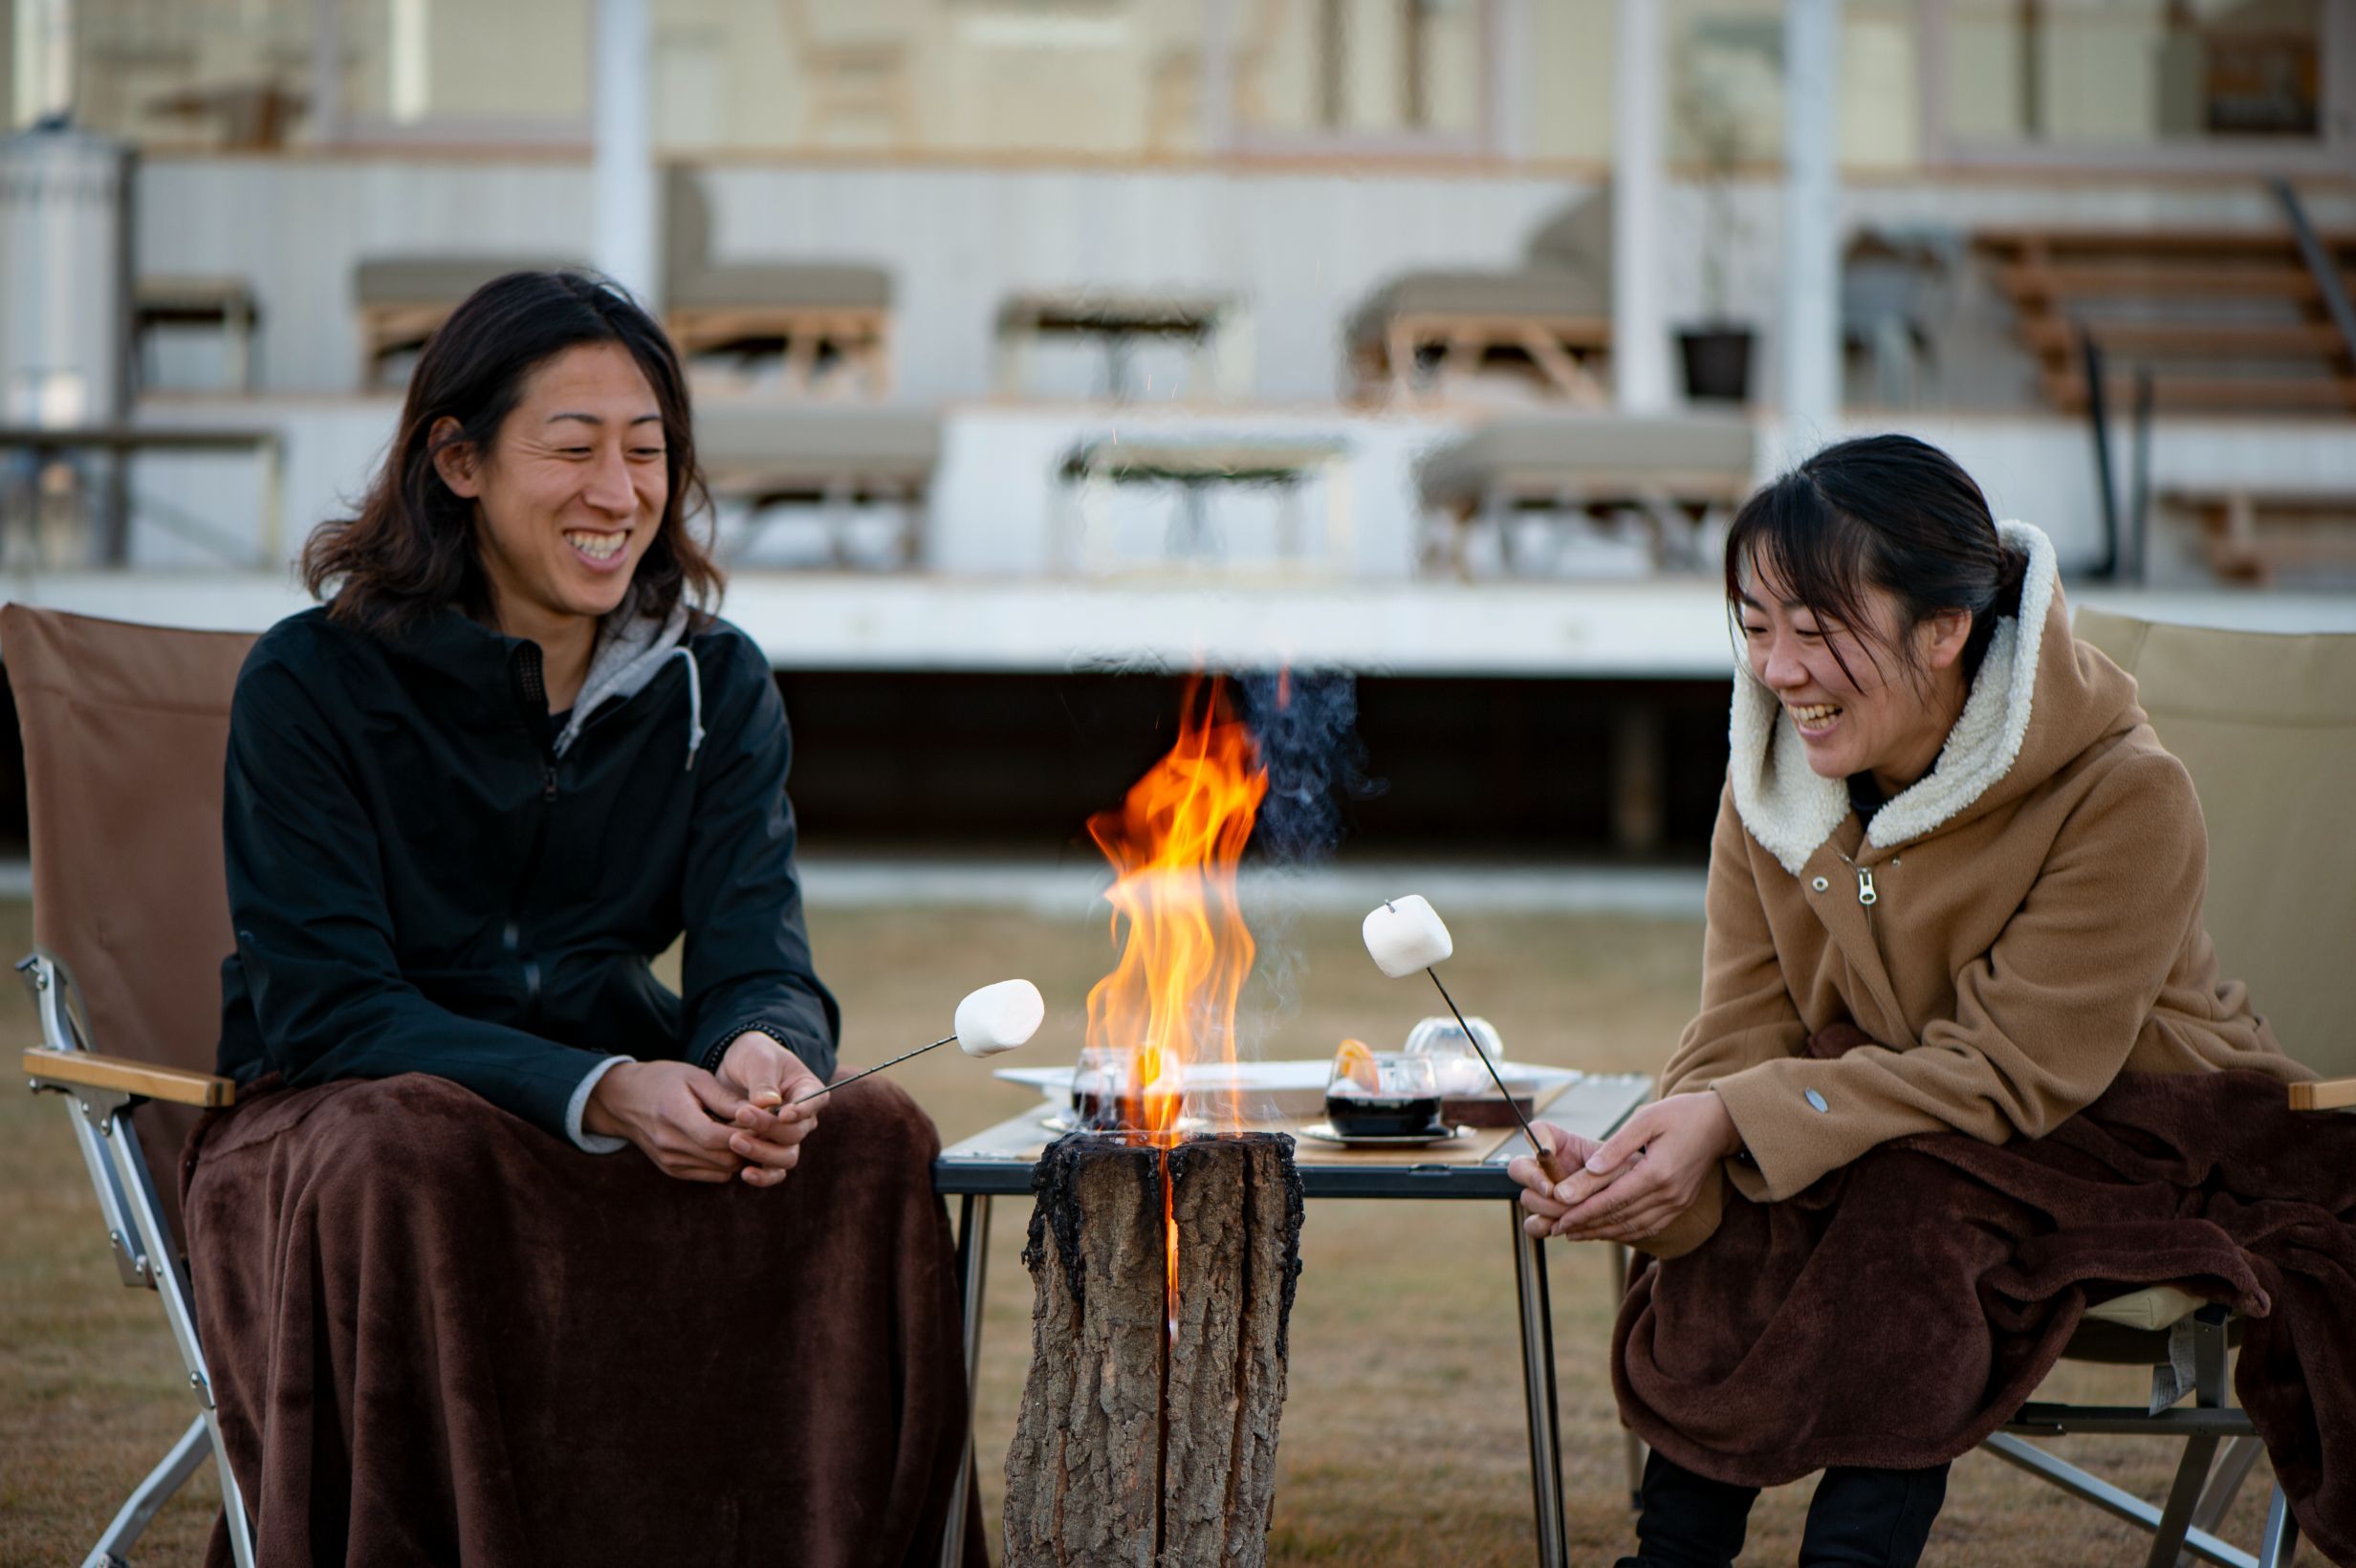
[1617,1448,1951,1568]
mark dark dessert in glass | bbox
[1324,1048,1446,1138]
[1324,1090,1446,1138]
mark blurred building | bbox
[3,0,2353,857]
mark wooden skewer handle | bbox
[1535,1147,1569,1187]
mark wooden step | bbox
[2022,317,2351,359]
[1997,261,2354,303]
[2042,369,2356,415]
[1976,227,2356,260]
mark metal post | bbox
[2082,328,2120,581]
[1780,0,1843,440]
[1488,0,1532,162]
[85,1414,213,1566]
[1511,1205,1567,1568]
[101,1112,256,1568]
[592,0,659,306]
[1610,1243,1644,1509]
[16,0,75,124]
[309,0,345,145]
[2258,1486,2301,1568]
[1611,0,1671,412]
[2146,1307,2231,1568]
[939,1193,993,1568]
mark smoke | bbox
[1232,667,1387,1065]
[1238,666,1383,870]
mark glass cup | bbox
[1404,1013,1505,1099]
[1069,1043,1123,1130]
[1323,1050,1445,1138]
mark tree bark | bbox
[1003,1132,1303,1568]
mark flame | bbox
[1084,676,1268,1345]
[1084,676,1268,1142]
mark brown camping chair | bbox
[1977,608,2356,1568]
[6,603,259,1566]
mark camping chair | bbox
[1977,607,2356,1568]
[662,168,894,397]
[1414,411,1756,578]
[6,603,259,1567]
[1344,187,1614,406]
[354,255,584,386]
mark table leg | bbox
[940,1193,993,1568]
[1512,1204,1568,1568]
[1611,1242,1644,1509]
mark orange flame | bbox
[1085,676,1267,1346]
[1084,676,1268,1142]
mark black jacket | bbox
[218,604,840,1139]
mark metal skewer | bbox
[781,1034,953,1109]
[1417,967,1568,1185]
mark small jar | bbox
[1404,1014,1504,1098]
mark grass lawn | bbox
[0,898,2283,1564]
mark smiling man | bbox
[191,272,975,1567]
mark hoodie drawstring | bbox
[672,645,705,771]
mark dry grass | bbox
[0,900,2284,1564]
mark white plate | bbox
[1296,1120,1473,1148]
[994,1057,1576,1121]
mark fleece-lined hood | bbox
[553,599,705,770]
[1727,520,2144,875]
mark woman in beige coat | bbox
[1512,434,2308,1567]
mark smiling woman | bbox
[1510,434,2324,1568]
[188,272,977,1567]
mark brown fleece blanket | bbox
[1614,1026,2356,1565]
[182,1071,984,1568]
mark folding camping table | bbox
[931,1070,1656,1568]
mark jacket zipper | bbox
[508,642,556,1021]
[1834,848,1887,961]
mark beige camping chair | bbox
[354,255,585,386]
[696,403,940,567]
[6,604,259,1566]
[1977,608,2356,1568]
[1344,187,1613,406]
[1414,411,1756,578]
[662,168,895,398]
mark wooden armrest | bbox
[23,1048,235,1108]
[2289,1077,2356,1113]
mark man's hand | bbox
[583,1060,750,1183]
[1536,1091,1742,1244]
[712,1031,829,1189]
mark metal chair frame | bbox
[1983,1298,2300,1568]
[21,949,258,1568]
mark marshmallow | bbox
[954,979,1045,1057]
[1362,895,1452,978]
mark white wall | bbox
[136,154,2356,405]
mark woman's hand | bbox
[583,1060,750,1183]
[1509,1122,1603,1237]
[1539,1091,1742,1244]
[712,1031,830,1189]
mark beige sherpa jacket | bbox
[1644,520,2310,1260]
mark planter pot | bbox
[1677,326,1756,403]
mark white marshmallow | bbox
[1362,895,1453,978]
[954,979,1045,1057]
